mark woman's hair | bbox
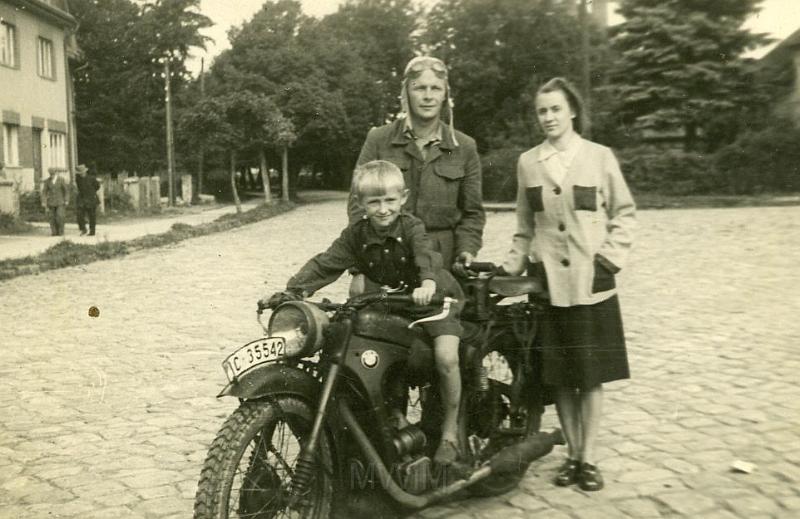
[537,77,585,135]
[352,160,406,199]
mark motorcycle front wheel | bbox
[194,397,333,519]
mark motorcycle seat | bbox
[488,276,545,297]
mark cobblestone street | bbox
[1,200,799,518]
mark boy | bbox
[264,160,464,465]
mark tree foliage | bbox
[422,0,610,150]
[199,0,418,187]
[606,0,769,149]
[70,0,211,175]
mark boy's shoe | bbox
[79,230,87,236]
[578,462,604,491]
[554,458,581,486]
[434,439,459,466]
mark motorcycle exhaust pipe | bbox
[338,400,563,508]
[489,429,564,474]
[338,399,492,509]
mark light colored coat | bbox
[502,137,636,307]
[42,175,69,208]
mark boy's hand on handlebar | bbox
[259,290,302,312]
[412,279,436,306]
[452,251,475,277]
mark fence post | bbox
[0,180,20,217]
[123,177,141,213]
[150,176,161,207]
[181,174,192,206]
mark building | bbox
[760,26,800,125]
[0,0,78,193]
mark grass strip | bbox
[0,201,294,281]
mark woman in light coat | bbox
[502,77,636,491]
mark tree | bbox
[422,0,608,150]
[70,0,210,176]
[606,0,769,150]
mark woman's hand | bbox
[412,279,437,306]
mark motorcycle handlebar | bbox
[465,261,497,273]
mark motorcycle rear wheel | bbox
[467,348,542,497]
[194,397,333,519]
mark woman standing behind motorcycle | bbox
[501,77,636,491]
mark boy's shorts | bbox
[363,269,465,338]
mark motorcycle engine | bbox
[393,424,431,495]
[396,456,432,495]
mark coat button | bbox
[561,259,570,267]
[384,249,390,254]
[369,262,374,267]
[400,257,406,263]
[554,186,562,195]
[558,223,566,232]
[397,237,403,242]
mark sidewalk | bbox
[0,190,498,263]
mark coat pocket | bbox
[591,258,616,293]
[434,162,465,180]
[525,186,544,212]
[573,185,597,211]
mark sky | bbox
[187,0,800,75]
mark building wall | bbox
[0,1,71,192]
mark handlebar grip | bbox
[466,261,497,273]
[383,294,450,305]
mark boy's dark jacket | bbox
[287,213,443,296]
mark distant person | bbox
[349,56,485,276]
[75,164,100,236]
[41,168,69,236]
[501,78,636,491]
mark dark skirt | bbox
[537,295,630,390]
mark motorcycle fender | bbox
[217,363,320,402]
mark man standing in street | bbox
[41,168,69,236]
[75,164,99,236]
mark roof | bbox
[3,0,78,30]
[761,26,800,69]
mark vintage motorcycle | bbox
[194,263,563,518]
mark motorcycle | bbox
[194,262,563,518]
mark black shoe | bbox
[578,462,604,491]
[88,232,95,236]
[554,458,580,486]
[80,230,87,236]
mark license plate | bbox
[222,337,286,382]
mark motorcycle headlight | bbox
[268,301,329,358]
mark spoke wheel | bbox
[194,397,333,519]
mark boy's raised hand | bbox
[412,279,437,306]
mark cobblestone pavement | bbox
[1,201,799,518]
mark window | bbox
[0,22,16,68]
[49,131,66,168]
[3,124,19,167]
[37,37,54,78]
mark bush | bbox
[712,119,800,194]
[19,190,46,221]
[616,146,719,196]
[105,190,134,212]
[0,213,34,234]
[481,147,526,202]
